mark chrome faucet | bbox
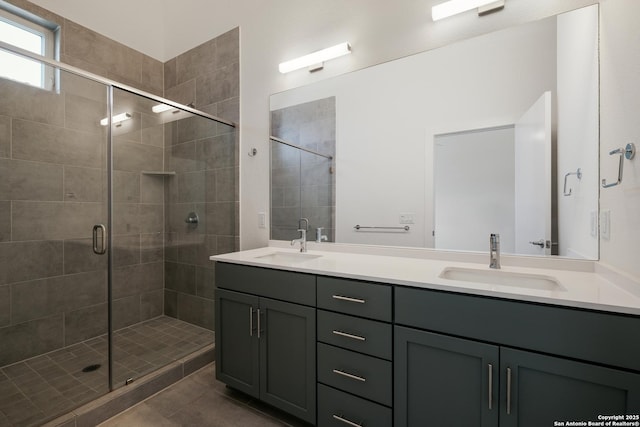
[291,218,309,252]
[489,233,501,269]
[316,227,328,243]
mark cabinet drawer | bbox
[318,383,392,427]
[215,262,315,306]
[317,343,392,406]
[317,310,392,360]
[317,276,391,321]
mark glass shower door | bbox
[109,87,226,388]
[0,56,111,425]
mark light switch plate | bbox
[600,210,610,240]
[590,211,598,238]
[399,213,415,224]
[258,212,266,229]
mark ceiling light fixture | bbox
[152,103,173,113]
[100,112,132,126]
[432,0,505,21]
[279,42,351,74]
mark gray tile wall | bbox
[0,1,239,366]
[0,70,110,367]
[271,97,336,242]
[162,29,239,331]
[110,88,169,334]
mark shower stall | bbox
[0,44,236,426]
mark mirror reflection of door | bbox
[514,91,553,256]
[434,125,516,253]
[433,91,552,255]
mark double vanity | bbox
[211,245,640,426]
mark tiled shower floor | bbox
[0,316,213,427]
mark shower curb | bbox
[42,344,215,427]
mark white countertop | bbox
[210,245,640,316]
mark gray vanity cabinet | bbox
[316,276,393,427]
[394,286,640,426]
[215,263,317,424]
[394,326,640,426]
[394,326,500,427]
[500,347,640,427]
[215,289,260,397]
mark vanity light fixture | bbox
[279,42,351,74]
[151,103,173,113]
[432,0,505,21]
[100,112,132,126]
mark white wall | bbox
[556,5,599,259]
[599,0,640,280]
[29,0,640,281]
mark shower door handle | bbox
[93,224,107,255]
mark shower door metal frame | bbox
[1,39,237,392]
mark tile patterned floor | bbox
[99,363,313,427]
[0,316,213,427]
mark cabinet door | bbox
[259,297,316,424]
[500,347,640,427]
[215,289,260,398]
[395,326,499,427]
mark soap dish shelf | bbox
[141,171,176,176]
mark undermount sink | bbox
[439,266,564,291]
[254,251,322,263]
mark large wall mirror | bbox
[270,5,599,260]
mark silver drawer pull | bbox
[332,369,366,382]
[506,367,512,415]
[332,330,366,341]
[488,363,493,410]
[332,295,366,304]
[333,414,363,427]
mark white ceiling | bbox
[29,0,244,61]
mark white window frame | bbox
[0,1,60,90]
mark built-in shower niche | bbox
[270,97,336,243]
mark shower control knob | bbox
[185,212,199,224]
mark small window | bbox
[0,2,59,90]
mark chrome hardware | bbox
[184,211,199,224]
[354,224,410,231]
[92,224,107,255]
[529,239,545,248]
[249,307,254,337]
[488,364,493,410]
[291,218,309,252]
[291,229,307,252]
[332,295,366,304]
[270,136,334,160]
[332,414,363,427]
[332,369,366,382]
[257,309,261,339]
[316,227,328,243]
[506,367,512,415]
[563,168,582,196]
[332,330,366,341]
[602,143,636,188]
[489,233,500,269]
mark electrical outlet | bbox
[258,212,266,229]
[399,213,415,224]
[600,210,610,240]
